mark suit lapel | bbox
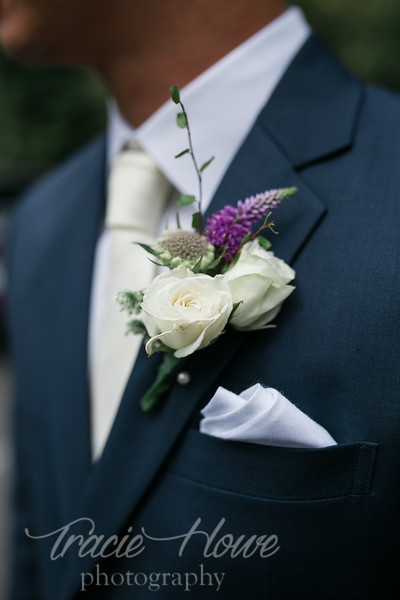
[59,328,243,600]
[205,117,326,266]
[258,33,364,170]
[206,33,364,265]
[60,34,364,599]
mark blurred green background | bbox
[0,65,106,201]
[1,0,400,199]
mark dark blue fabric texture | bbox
[7,34,400,599]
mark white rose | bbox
[224,240,295,330]
[142,265,233,358]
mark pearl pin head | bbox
[176,371,191,385]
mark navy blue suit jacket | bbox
[7,35,400,599]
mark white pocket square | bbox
[200,384,337,448]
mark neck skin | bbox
[94,0,287,127]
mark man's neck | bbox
[98,1,288,127]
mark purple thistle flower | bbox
[205,186,296,261]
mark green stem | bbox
[231,221,276,262]
[179,100,203,235]
[140,354,186,412]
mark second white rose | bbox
[224,240,295,330]
[142,265,233,358]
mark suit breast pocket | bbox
[139,430,381,599]
[166,428,378,502]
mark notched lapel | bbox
[207,33,364,266]
[258,33,365,169]
[206,120,327,266]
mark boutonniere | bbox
[118,86,297,411]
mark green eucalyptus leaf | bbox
[263,211,273,226]
[191,211,201,231]
[240,232,252,247]
[176,212,181,229]
[176,112,187,128]
[257,236,272,250]
[192,254,203,274]
[206,256,222,270]
[199,156,215,172]
[177,194,196,206]
[207,247,227,270]
[175,148,190,158]
[228,301,243,321]
[228,250,241,269]
[147,257,165,267]
[134,242,158,257]
[170,86,180,104]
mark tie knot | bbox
[106,148,171,234]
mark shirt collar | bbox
[107,6,310,212]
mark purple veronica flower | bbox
[205,187,296,261]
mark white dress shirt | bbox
[89,6,311,458]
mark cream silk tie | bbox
[91,147,171,460]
